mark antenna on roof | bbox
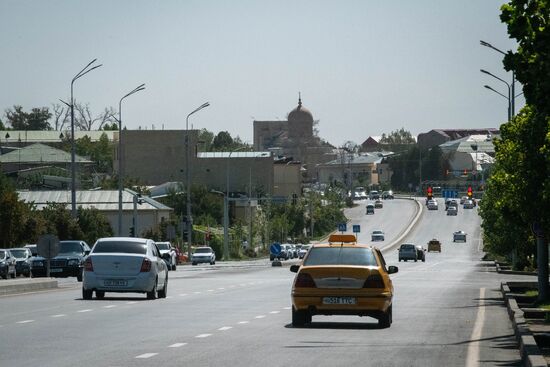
[298,92,302,108]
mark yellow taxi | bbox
[290,234,398,328]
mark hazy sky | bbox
[0,0,521,147]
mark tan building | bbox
[273,157,302,198]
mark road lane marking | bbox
[51,314,66,318]
[255,315,266,319]
[179,293,188,297]
[103,305,117,309]
[135,353,158,359]
[126,301,137,305]
[77,309,93,313]
[218,326,233,331]
[194,291,201,294]
[282,307,291,310]
[207,289,214,292]
[195,334,212,338]
[218,287,225,290]
[269,311,280,314]
[466,287,486,367]
[17,320,34,324]
[168,343,187,348]
[238,321,249,324]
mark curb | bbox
[0,278,58,296]
[501,282,547,367]
[380,197,423,254]
[496,262,537,276]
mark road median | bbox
[0,278,58,296]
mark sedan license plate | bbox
[322,296,356,305]
[50,268,63,273]
[104,279,127,287]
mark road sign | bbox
[270,242,281,255]
[352,225,361,233]
[37,234,59,259]
[338,223,347,232]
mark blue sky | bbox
[0,0,521,146]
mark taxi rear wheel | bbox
[292,307,310,327]
[378,306,392,328]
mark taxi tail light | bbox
[140,258,152,272]
[363,274,385,288]
[84,258,93,272]
[295,273,316,288]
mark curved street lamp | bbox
[185,102,210,260]
[480,40,516,117]
[481,69,511,121]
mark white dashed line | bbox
[77,309,93,313]
[17,320,34,324]
[282,307,291,310]
[195,334,212,338]
[207,289,214,292]
[51,314,66,318]
[255,315,266,319]
[269,311,280,314]
[126,301,138,305]
[168,343,187,348]
[179,293,188,297]
[238,321,249,324]
[194,292,201,294]
[218,287,225,290]
[218,326,233,331]
[135,353,158,359]
[103,305,117,309]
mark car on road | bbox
[10,247,32,277]
[427,199,438,210]
[156,241,177,270]
[398,243,418,262]
[447,206,458,216]
[374,199,383,208]
[463,200,475,209]
[415,245,426,262]
[369,190,380,200]
[460,196,469,204]
[382,190,394,199]
[82,237,168,300]
[371,230,385,242]
[366,203,375,215]
[298,245,311,259]
[453,231,467,242]
[31,240,91,281]
[0,249,17,279]
[191,247,216,265]
[24,244,38,257]
[445,199,458,211]
[290,234,398,328]
[427,239,442,252]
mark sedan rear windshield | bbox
[194,248,212,254]
[156,243,170,250]
[304,247,377,266]
[93,241,147,255]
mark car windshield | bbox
[59,242,83,254]
[10,249,28,258]
[194,248,212,254]
[303,247,377,266]
[93,241,147,255]
[156,243,170,250]
[0,250,5,259]
[373,230,383,234]
[400,244,415,250]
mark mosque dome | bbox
[288,96,314,123]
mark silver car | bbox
[82,237,168,300]
[298,245,310,259]
[156,241,177,271]
[371,230,385,241]
[191,247,216,265]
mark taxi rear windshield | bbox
[304,247,377,266]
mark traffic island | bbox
[0,278,58,296]
[501,281,549,366]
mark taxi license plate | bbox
[322,297,356,305]
[104,280,127,287]
[50,268,63,273]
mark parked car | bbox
[191,247,216,265]
[25,244,38,257]
[369,190,380,200]
[415,245,426,262]
[371,230,385,242]
[453,231,467,242]
[298,245,311,259]
[382,190,394,200]
[10,247,32,277]
[82,237,168,300]
[366,204,375,215]
[427,239,442,252]
[155,242,177,271]
[374,199,383,208]
[31,240,91,281]
[398,244,418,262]
[427,199,438,210]
[447,206,458,216]
[290,235,398,328]
[0,249,17,279]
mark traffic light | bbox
[427,186,433,199]
[467,186,473,198]
[129,226,135,237]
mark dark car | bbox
[415,245,426,262]
[10,247,33,277]
[31,240,91,281]
[0,249,17,279]
[398,244,417,262]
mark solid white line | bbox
[77,309,92,313]
[168,343,187,348]
[135,353,158,359]
[218,326,233,331]
[103,305,117,309]
[51,314,66,318]
[238,321,249,324]
[16,320,34,324]
[195,334,212,338]
[466,287,486,367]
[269,311,280,314]
[255,315,266,319]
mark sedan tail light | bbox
[363,274,385,288]
[84,258,93,272]
[140,258,152,272]
[295,273,316,288]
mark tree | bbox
[198,128,214,151]
[77,207,113,245]
[0,118,5,130]
[212,131,234,151]
[75,103,116,131]
[379,128,416,145]
[51,103,70,131]
[0,173,28,247]
[41,202,84,240]
[4,105,52,130]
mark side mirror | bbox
[290,264,300,273]
[388,265,399,274]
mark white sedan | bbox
[82,237,169,300]
[156,241,177,271]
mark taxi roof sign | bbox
[328,234,357,244]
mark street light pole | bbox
[481,69,511,121]
[62,59,102,218]
[185,102,210,261]
[483,85,511,121]
[116,84,146,236]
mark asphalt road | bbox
[0,198,522,367]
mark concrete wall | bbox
[273,163,301,197]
